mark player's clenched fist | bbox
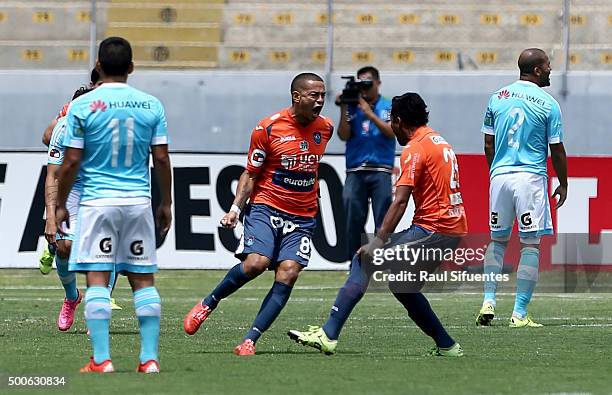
[220,211,239,228]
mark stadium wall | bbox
[1,152,611,270]
[2,70,612,155]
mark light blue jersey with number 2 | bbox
[481,80,563,179]
[64,83,169,202]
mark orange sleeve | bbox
[396,144,424,187]
[245,124,270,173]
[56,103,70,120]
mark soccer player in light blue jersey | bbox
[477,48,568,328]
[44,85,123,333]
[44,86,92,332]
[55,37,173,373]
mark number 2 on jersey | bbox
[507,107,525,149]
[108,118,134,167]
[443,147,460,189]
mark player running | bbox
[183,73,333,356]
[55,37,172,373]
[289,92,467,357]
[476,48,568,328]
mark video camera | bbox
[338,76,373,105]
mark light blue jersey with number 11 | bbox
[481,80,563,179]
[64,83,169,202]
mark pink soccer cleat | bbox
[57,290,82,331]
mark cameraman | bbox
[337,66,395,260]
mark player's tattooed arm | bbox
[44,163,60,244]
[484,134,495,168]
[550,142,568,208]
[152,144,173,237]
[220,170,257,229]
[55,147,82,235]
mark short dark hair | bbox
[98,36,132,76]
[290,72,324,92]
[90,68,100,85]
[391,92,429,128]
[72,86,95,100]
[357,66,380,81]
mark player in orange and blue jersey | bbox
[184,72,333,356]
[289,92,467,357]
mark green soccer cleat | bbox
[109,298,122,310]
[288,325,337,355]
[476,302,495,326]
[39,245,54,275]
[509,315,543,328]
[429,343,464,357]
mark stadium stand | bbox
[0,2,96,68]
[106,0,222,68]
[1,0,612,70]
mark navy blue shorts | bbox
[235,204,316,268]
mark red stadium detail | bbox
[456,154,612,271]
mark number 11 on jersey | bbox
[108,117,134,167]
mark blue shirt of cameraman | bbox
[345,96,395,171]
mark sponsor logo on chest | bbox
[279,135,296,143]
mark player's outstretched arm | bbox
[220,170,257,229]
[44,164,60,244]
[55,147,82,234]
[484,134,495,168]
[152,144,173,238]
[550,142,568,208]
[359,185,413,255]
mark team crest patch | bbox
[245,236,255,246]
[250,149,266,167]
[313,132,322,144]
[49,148,61,158]
[300,140,309,151]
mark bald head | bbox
[518,48,551,87]
[518,48,548,75]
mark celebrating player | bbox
[476,48,568,328]
[55,37,172,373]
[183,73,333,356]
[289,92,467,357]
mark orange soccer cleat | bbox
[233,339,256,356]
[183,302,212,335]
[137,360,160,374]
[80,357,114,373]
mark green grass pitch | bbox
[1,269,611,395]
